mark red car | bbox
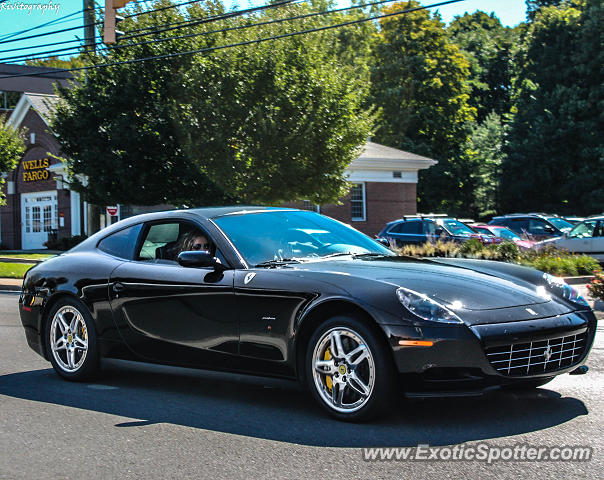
[471,224,536,250]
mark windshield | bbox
[491,227,521,241]
[568,220,598,238]
[439,219,475,236]
[547,217,573,232]
[214,210,392,266]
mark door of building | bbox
[21,191,58,250]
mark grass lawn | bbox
[0,263,33,278]
[0,253,54,260]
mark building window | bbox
[301,200,320,213]
[350,183,366,221]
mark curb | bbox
[0,257,40,264]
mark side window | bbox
[98,224,143,260]
[423,221,437,235]
[389,221,421,234]
[510,219,529,232]
[569,220,597,238]
[136,221,227,265]
[400,221,421,234]
[528,219,548,234]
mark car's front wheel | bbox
[306,316,395,421]
[45,298,99,381]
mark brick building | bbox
[0,92,87,249]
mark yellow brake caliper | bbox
[324,349,333,391]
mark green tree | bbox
[448,11,519,121]
[25,55,87,70]
[51,1,372,206]
[502,0,603,214]
[461,112,508,218]
[370,1,476,214]
[526,0,563,19]
[0,117,26,206]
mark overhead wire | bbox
[0,0,383,63]
[0,0,465,78]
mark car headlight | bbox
[542,273,590,307]
[396,287,463,324]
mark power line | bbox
[0,0,207,46]
[0,5,100,43]
[0,0,394,63]
[0,0,464,79]
[0,0,297,57]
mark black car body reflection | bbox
[19,207,597,421]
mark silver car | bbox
[536,216,604,261]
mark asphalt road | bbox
[1,292,602,479]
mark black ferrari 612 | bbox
[19,207,597,421]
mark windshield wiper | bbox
[255,258,303,268]
[352,253,390,259]
[317,252,355,259]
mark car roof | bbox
[68,206,300,253]
[493,213,564,219]
[187,205,297,219]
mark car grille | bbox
[486,330,588,376]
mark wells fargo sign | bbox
[22,158,50,182]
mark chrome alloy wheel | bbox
[49,305,88,373]
[312,327,375,413]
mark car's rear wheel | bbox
[45,298,99,381]
[306,316,395,422]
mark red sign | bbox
[106,206,119,216]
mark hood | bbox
[296,257,552,311]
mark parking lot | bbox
[1,291,602,479]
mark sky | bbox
[0,0,528,64]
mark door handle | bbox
[112,282,125,293]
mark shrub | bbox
[44,234,87,251]
[457,238,484,256]
[587,271,604,302]
[494,242,520,262]
[395,239,600,277]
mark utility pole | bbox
[82,0,100,234]
[83,0,96,52]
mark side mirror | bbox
[375,237,389,246]
[177,251,225,271]
[434,228,444,236]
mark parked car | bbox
[377,215,496,248]
[535,215,604,261]
[19,207,597,421]
[489,213,574,241]
[470,224,535,250]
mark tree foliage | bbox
[461,112,508,219]
[51,1,372,206]
[501,0,603,214]
[370,1,475,214]
[0,116,26,206]
[448,11,518,121]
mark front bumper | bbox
[381,309,597,392]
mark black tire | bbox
[502,377,554,391]
[44,297,99,381]
[305,315,396,422]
